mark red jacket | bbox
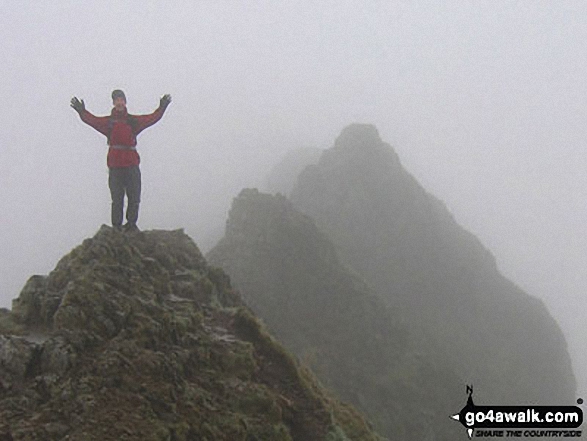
[79,106,167,168]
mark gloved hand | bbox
[70,97,85,113]
[160,94,172,109]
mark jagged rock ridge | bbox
[289,123,575,404]
[0,226,381,441]
[208,189,463,440]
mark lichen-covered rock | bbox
[0,226,381,441]
[0,335,37,385]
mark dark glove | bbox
[159,94,172,109]
[70,97,85,114]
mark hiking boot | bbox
[123,223,140,233]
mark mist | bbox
[1,1,585,396]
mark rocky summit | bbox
[0,226,381,441]
[290,124,576,405]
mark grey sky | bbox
[1,1,585,395]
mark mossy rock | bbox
[0,226,382,441]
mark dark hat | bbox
[111,89,126,102]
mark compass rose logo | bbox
[450,385,476,439]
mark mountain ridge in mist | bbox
[288,123,576,405]
[207,188,463,440]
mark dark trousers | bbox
[108,166,141,227]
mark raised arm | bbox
[133,94,172,135]
[70,97,110,136]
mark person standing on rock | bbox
[70,90,171,231]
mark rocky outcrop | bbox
[0,226,381,441]
[290,124,576,404]
[208,189,463,440]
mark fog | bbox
[1,1,585,396]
